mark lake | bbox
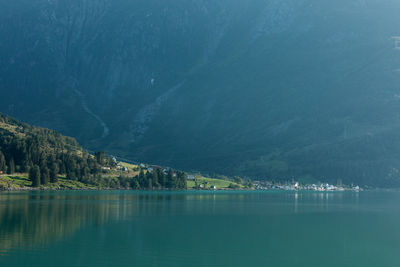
[0,190,399,267]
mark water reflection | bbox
[0,191,243,255]
[0,192,123,256]
[0,190,395,262]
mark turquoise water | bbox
[0,190,399,267]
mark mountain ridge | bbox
[1,0,400,186]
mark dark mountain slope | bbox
[1,0,400,186]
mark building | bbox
[394,36,400,49]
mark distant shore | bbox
[0,174,363,192]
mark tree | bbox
[147,178,153,189]
[95,151,105,165]
[176,171,187,189]
[152,170,160,189]
[145,171,154,189]
[29,165,41,187]
[166,170,175,188]
[50,163,59,183]
[59,162,66,174]
[233,176,244,185]
[66,170,76,180]
[7,158,15,174]
[138,170,146,188]
[131,178,140,189]
[40,166,50,185]
[118,175,129,189]
[158,169,167,188]
[245,181,254,189]
[0,151,6,172]
[21,158,32,173]
[80,167,90,182]
[228,183,240,189]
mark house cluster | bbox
[118,166,129,172]
[195,182,217,190]
[393,36,400,49]
[303,183,345,191]
[114,162,129,172]
[253,180,361,192]
[139,164,180,177]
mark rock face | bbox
[1,0,400,186]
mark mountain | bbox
[1,0,400,186]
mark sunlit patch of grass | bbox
[0,174,99,190]
[187,177,243,189]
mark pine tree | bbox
[40,166,50,185]
[66,170,76,180]
[95,151,105,165]
[131,178,140,189]
[145,171,153,189]
[166,170,175,188]
[159,169,167,188]
[21,158,32,173]
[50,163,59,183]
[176,171,187,189]
[118,175,129,188]
[0,151,6,172]
[147,178,153,190]
[7,158,15,174]
[29,165,41,187]
[138,170,146,188]
[59,162,66,174]
[152,170,160,188]
[81,167,90,180]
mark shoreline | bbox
[0,174,365,193]
[0,187,367,193]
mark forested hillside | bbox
[0,113,187,189]
[0,112,115,186]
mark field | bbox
[105,162,141,177]
[118,162,139,169]
[0,174,98,190]
[187,176,243,189]
[1,172,244,191]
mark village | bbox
[252,180,362,192]
[102,157,363,192]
